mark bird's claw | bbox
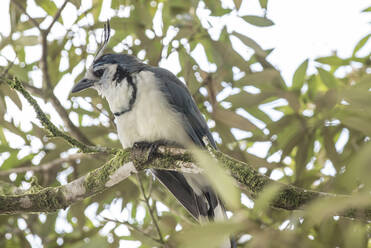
[132,141,161,163]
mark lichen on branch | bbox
[1,76,371,222]
[4,77,117,154]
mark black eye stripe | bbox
[113,66,130,83]
[93,69,105,78]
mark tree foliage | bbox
[0,0,370,247]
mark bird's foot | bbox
[132,140,166,163]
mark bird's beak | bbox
[71,79,96,93]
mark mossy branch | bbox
[1,77,371,221]
[1,147,371,221]
[4,77,117,154]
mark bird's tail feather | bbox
[151,169,235,248]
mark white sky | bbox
[0,0,370,247]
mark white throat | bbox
[93,64,135,114]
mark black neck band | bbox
[113,69,137,117]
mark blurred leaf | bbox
[317,67,338,89]
[205,0,232,16]
[336,113,371,136]
[259,0,268,9]
[316,55,350,67]
[303,193,371,227]
[0,152,34,171]
[213,107,260,132]
[253,183,283,214]
[242,15,274,27]
[158,214,177,235]
[232,32,267,57]
[192,148,240,210]
[344,223,367,248]
[92,0,103,19]
[352,33,370,56]
[361,6,371,12]
[14,36,40,46]
[127,226,161,247]
[68,235,108,248]
[233,0,242,9]
[70,0,82,9]
[35,0,58,16]
[224,91,273,108]
[292,59,308,91]
[1,84,22,109]
[175,218,244,248]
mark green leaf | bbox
[35,0,58,16]
[192,148,240,210]
[1,84,22,109]
[232,32,267,57]
[259,0,268,9]
[0,152,34,171]
[70,0,81,9]
[175,219,244,248]
[292,59,308,90]
[15,36,40,46]
[253,183,283,214]
[242,15,274,27]
[315,55,350,66]
[204,0,232,16]
[92,0,103,20]
[213,107,262,133]
[224,91,273,108]
[68,236,108,248]
[317,67,338,89]
[233,0,242,10]
[303,193,371,227]
[362,6,371,12]
[352,33,370,56]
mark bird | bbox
[71,21,234,248]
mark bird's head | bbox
[71,53,143,95]
[71,21,146,114]
[71,53,146,115]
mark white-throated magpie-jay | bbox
[71,22,234,248]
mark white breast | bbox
[115,71,192,148]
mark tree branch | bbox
[45,0,69,34]
[2,77,371,222]
[0,147,370,221]
[3,77,116,154]
[11,0,41,30]
[12,0,93,145]
[100,216,164,246]
[136,174,165,243]
[0,154,87,176]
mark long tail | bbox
[152,169,235,248]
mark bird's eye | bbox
[93,69,105,78]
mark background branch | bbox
[0,154,87,176]
[2,77,116,154]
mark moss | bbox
[0,181,21,195]
[6,77,117,155]
[84,150,130,194]
[213,149,270,195]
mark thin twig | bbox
[100,216,164,245]
[3,77,117,154]
[45,0,70,34]
[0,154,87,176]
[22,83,44,96]
[31,0,93,145]
[136,174,165,243]
[11,0,41,30]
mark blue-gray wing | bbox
[147,67,217,148]
[142,67,233,246]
